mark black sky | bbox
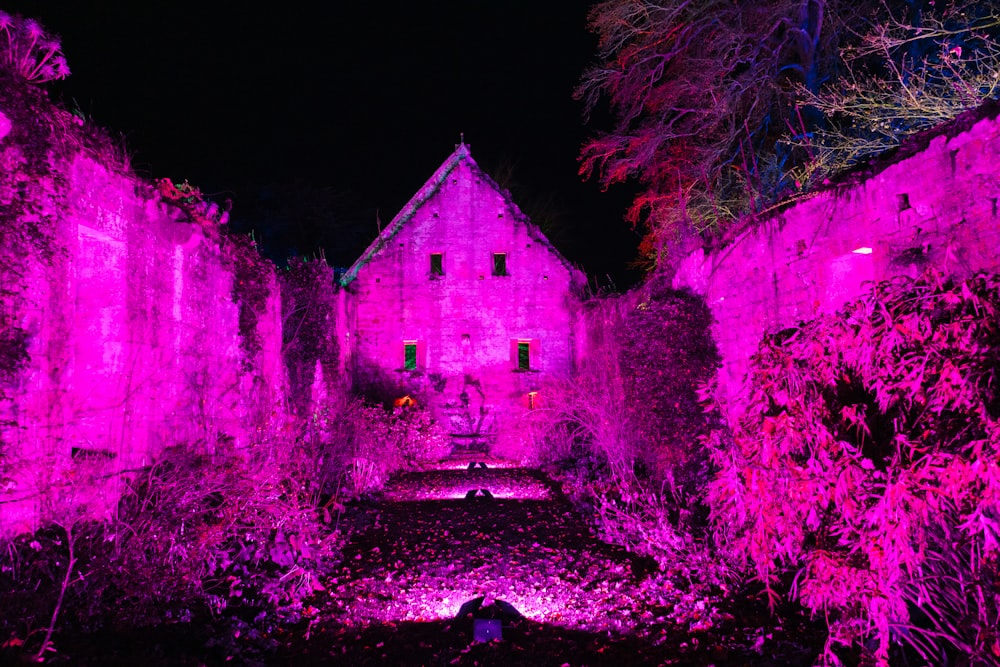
[5,1,642,288]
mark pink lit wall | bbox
[0,127,288,534]
[340,145,586,448]
[673,109,1000,417]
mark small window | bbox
[517,340,530,371]
[492,252,508,276]
[404,340,417,370]
[527,391,538,410]
[430,253,444,277]
[72,447,116,462]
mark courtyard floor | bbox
[43,462,828,665]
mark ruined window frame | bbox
[430,253,444,277]
[517,340,530,371]
[404,340,418,370]
[492,252,508,276]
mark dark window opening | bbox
[517,341,530,371]
[71,447,116,462]
[404,341,417,370]
[430,253,443,277]
[492,252,508,276]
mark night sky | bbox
[5,1,642,289]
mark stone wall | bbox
[673,108,1000,416]
[0,92,294,535]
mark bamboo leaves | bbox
[711,268,1000,663]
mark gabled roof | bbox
[339,143,579,287]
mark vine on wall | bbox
[279,257,340,418]
[227,234,274,371]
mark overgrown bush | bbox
[530,283,722,585]
[279,257,340,420]
[616,284,721,491]
[0,437,341,658]
[709,269,1000,665]
[347,402,451,494]
[539,284,718,491]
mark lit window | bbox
[492,252,508,276]
[404,340,417,370]
[527,391,538,410]
[517,340,530,371]
[430,253,444,276]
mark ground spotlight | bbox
[456,596,522,642]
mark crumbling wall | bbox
[0,80,290,535]
[673,108,1000,417]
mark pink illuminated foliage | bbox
[0,395,453,653]
[576,0,858,259]
[708,269,1000,665]
[0,12,68,84]
[529,281,725,592]
[156,178,231,229]
[579,0,1000,274]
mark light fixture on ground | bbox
[456,596,522,642]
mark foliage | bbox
[347,402,451,495]
[0,12,69,84]
[579,1,1000,271]
[709,269,1000,665]
[790,0,1000,183]
[616,285,721,490]
[279,257,340,419]
[531,283,721,591]
[156,178,231,228]
[226,233,274,369]
[0,437,343,654]
[577,0,858,262]
[538,284,718,491]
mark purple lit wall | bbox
[339,145,586,449]
[674,111,1000,417]
[0,132,288,534]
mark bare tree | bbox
[577,0,854,264]
[791,0,1000,178]
[579,1,1000,272]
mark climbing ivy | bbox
[615,282,721,491]
[227,234,273,371]
[279,257,340,417]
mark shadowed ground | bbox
[277,463,825,666]
[33,463,826,665]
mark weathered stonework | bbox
[340,144,586,448]
[0,119,290,535]
[673,109,1000,417]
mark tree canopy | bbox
[579,0,1000,271]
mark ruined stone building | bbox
[338,143,586,447]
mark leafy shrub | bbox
[709,269,1000,665]
[279,257,340,420]
[538,283,718,496]
[529,283,724,594]
[347,402,450,495]
[616,284,720,491]
[0,437,342,658]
